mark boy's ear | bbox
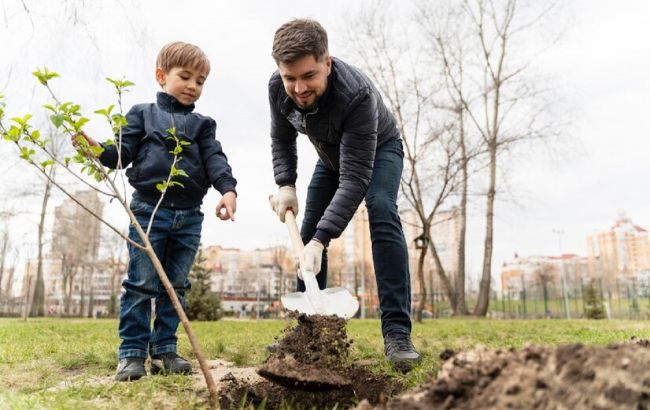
[155,67,166,87]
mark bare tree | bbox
[30,126,67,316]
[345,2,464,319]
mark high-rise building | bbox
[587,213,650,285]
[500,253,588,300]
[45,190,107,316]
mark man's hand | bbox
[216,191,237,221]
[275,185,298,222]
[301,239,324,276]
[71,130,100,157]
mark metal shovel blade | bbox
[281,267,360,319]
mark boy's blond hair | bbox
[156,42,210,74]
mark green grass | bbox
[1,317,649,409]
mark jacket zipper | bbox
[305,109,336,170]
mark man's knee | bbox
[366,195,397,219]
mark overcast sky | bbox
[1,0,649,288]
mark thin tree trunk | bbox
[475,140,497,315]
[87,264,94,318]
[0,230,8,294]
[455,109,469,315]
[415,245,427,322]
[30,176,53,317]
[429,239,458,313]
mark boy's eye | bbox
[180,76,189,80]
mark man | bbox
[269,19,421,372]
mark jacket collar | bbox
[156,92,195,113]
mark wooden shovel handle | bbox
[268,195,304,259]
[284,209,305,258]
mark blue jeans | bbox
[299,139,412,336]
[118,198,203,360]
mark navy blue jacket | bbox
[269,57,400,244]
[99,92,237,208]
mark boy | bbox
[75,42,237,381]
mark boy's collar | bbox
[156,92,195,113]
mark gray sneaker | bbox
[115,358,146,382]
[384,332,422,373]
[150,352,192,375]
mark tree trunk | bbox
[455,108,469,315]
[30,176,53,317]
[0,230,8,294]
[429,239,458,313]
[474,141,497,316]
[415,245,427,322]
[87,265,94,318]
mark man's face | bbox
[156,66,208,106]
[278,55,331,110]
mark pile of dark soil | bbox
[357,338,650,410]
[218,314,404,409]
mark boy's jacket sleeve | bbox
[199,118,237,195]
[98,106,144,169]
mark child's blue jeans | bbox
[118,198,203,360]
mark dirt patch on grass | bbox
[357,338,650,410]
[218,314,404,409]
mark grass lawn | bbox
[1,317,649,409]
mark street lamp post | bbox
[553,229,571,319]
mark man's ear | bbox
[155,67,166,87]
[324,55,332,76]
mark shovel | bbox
[270,197,359,319]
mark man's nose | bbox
[294,80,307,94]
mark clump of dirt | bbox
[358,341,650,410]
[218,313,404,409]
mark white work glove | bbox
[301,239,324,277]
[275,185,299,223]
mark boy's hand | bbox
[71,131,100,157]
[216,191,236,221]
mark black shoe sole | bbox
[150,364,192,375]
[115,371,146,382]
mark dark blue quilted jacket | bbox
[99,92,237,208]
[269,57,400,243]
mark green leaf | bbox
[156,182,167,193]
[173,146,182,155]
[176,168,188,177]
[31,130,40,140]
[64,157,71,167]
[11,114,32,127]
[89,145,104,156]
[43,104,57,113]
[180,140,191,146]
[169,181,185,188]
[50,114,64,128]
[41,160,55,168]
[74,117,90,129]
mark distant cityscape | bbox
[0,190,648,319]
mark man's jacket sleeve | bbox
[314,89,378,244]
[269,83,298,187]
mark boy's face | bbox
[278,54,331,110]
[156,66,208,106]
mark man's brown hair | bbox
[272,19,329,64]
[156,42,210,74]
